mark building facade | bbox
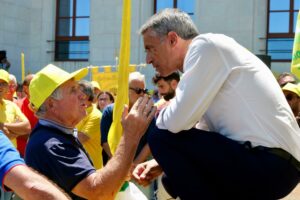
[0,0,294,87]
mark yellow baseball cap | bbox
[282,83,300,97]
[29,64,88,111]
[91,81,101,90]
[0,69,9,83]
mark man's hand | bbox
[122,95,156,141]
[132,159,163,186]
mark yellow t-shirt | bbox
[76,105,103,169]
[0,99,28,147]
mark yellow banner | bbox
[91,65,136,96]
[291,10,300,79]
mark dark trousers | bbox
[148,127,300,200]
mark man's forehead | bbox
[280,76,295,85]
[129,79,145,87]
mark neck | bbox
[177,38,193,72]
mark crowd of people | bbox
[0,8,300,200]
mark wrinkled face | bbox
[283,91,300,116]
[0,80,8,99]
[97,93,113,111]
[128,79,146,107]
[143,29,177,76]
[50,79,87,127]
[156,79,175,101]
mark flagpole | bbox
[21,52,25,81]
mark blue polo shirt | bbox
[25,120,96,200]
[0,131,24,189]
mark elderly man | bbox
[133,9,300,200]
[277,72,298,87]
[4,74,17,102]
[25,64,155,200]
[101,71,152,165]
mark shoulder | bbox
[102,104,114,115]
[27,126,70,152]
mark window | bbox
[267,0,299,61]
[55,0,90,61]
[154,0,195,19]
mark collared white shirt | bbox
[157,33,300,161]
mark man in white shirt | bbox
[133,8,300,200]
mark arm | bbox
[133,144,151,165]
[77,107,100,144]
[72,96,156,199]
[100,105,113,157]
[156,37,230,133]
[3,120,31,136]
[77,131,90,143]
[4,165,70,200]
[2,104,31,136]
[102,142,113,158]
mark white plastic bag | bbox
[115,182,148,200]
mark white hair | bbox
[129,72,146,86]
[35,87,64,118]
[9,74,17,85]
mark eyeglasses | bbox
[129,87,148,95]
[99,98,109,101]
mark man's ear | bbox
[46,98,55,109]
[170,79,178,89]
[167,31,178,46]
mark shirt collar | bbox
[39,119,77,136]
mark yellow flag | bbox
[21,52,25,81]
[291,10,300,79]
[108,0,131,154]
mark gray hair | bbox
[139,8,199,40]
[129,72,146,86]
[35,87,63,118]
[78,80,94,102]
[9,74,17,85]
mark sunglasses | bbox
[129,87,148,95]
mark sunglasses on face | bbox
[129,87,148,95]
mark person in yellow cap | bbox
[282,83,300,126]
[0,69,30,147]
[25,64,156,199]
